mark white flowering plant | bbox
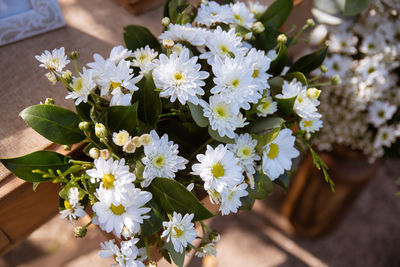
[1,0,333,266]
[311,0,400,162]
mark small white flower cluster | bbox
[112,130,152,154]
[311,0,400,161]
[99,239,147,267]
[59,187,86,221]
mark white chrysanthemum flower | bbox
[195,243,217,258]
[249,1,268,17]
[230,2,255,28]
[109,45,133,65]
[211,56,260,110]
[152,48,209,105]
[200,27,248,65]
[141,130,188,187]
[59,187,85,222]
[359,34,384,55]
[192,144,244,192]
[227,134,260,175]
[355,55,387,87]
[327,31,358,55]
[86,53,109,82]
[323,54,354,79]
[245,48,272,92]
[194,2,233,26]
[309,24,328,45]
[65,68,96,105]
[276,79,303,99]
[299,118,323,133]
[131,45,158,73]
[219,183,248,215]
[161,212,197,253]
[93,187,152,238]
[374,125,398,148]
[99,239,146,267]
[367,101,397,127]
[262,128,299,180]
[159,24,209,47]
[35,47,70,71]
[256,95,277,117]
[109,87,132,106]
[86,157,136,202]
[201,95,248,138]
[113,130,131,147]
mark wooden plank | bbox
[0,228,10,252]
[114,0,164,16]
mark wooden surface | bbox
[115,0,164,15]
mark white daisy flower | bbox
[200,27,248,65]
[230,2,256,28]
[86,157,136,202]
[59,187,85,222]
[244,48,272,92]
[309,24,328,45]
[219,183,248,215]
[141,130,188,187]
[159,24,210,47]
[256,95,277,117]
[299,118,323,133]
[194,2,233,26]
[65,68,96,105]
[367,101,397,127]
[249,2,268,17]
[227,133,260,175]
[323,54,354,79]
[359,34,384,55]
[35,47,70,71]
[262,128,299,180]
[68,187,80,206]
[99,239,146,267]
[113,130,131,147]
[355,55,387,87]
[152,48,209,105]
[327,31,358,55]
[192,144,244,192]
[195,243,217,258]
[93,187,152,238]
[161,212,197,253]
[131,45,158,73]
[109,87,132,106]
[374,125,398,148]
[201,95,248,138]
[275,79,303,99]
[211,56,260,110]
[108,45,133,65]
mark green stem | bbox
[188,138,213,160]
[69,159,92,165]
[144,237,152,262]
[291,24,309,45]
[309,81,331,87]
[73,60,80,75]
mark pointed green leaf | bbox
[124,25,161,53]
[141,199,165,237]
[248,172,274,199]
[166,241,185,267]
[269,42,288,76]
[149,178,214,221]
[288,46,328,75]
[238,195,255,211]
[246,117,285,134]
[134,73,161,127]
[275,96,297,117]
[251,26,281,51]
[284,72,308,86]
[19,104,85,145]
[259,0,293,29]
[344,0,369,16]
[75,101,92,122]
[188,102,208,128]
[106,103,139,136]
[0,151,72,182]
[208,126,234,144]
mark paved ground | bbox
[1,159,399,267]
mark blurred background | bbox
[0,0,399,266]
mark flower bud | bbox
[331,74,341,85]
[45,98,55,105]
[62,70,73,82]
[132,136,142,148]
[139,133,152,146]
[251,22,265,34]
[89,147,100,159]
[79,121,90,131]
[148,261,157,267]
[306,18,315,27]
[121,227,133,239]
[63,145,71,151]
[45,72,57,85]
[74,226,87,238]
[69,51,80,60]
[100,149,111,160]
[112,130,130,146]
[123,140,136,153]
[320,64,328,73]
[161,17,170,27]
[306,88,321,99]
[95,123,107,138]
[244,32,253,41]
[277,34,287,44]
[209,231,220,242]
[163,39,175,49]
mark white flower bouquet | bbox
[312,0,400,162]
[1,0,332,266]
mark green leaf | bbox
[268,42,288,76]
[248,172,274,200]
[238,195,255,211]
[0,151,71,182]
[134,73,162,127]
[149,178,214,221]
[344,0,369,16]
[165,0,195,24]
[19,104,85,145]
[253,127,281,154]
[288,46,328,75]
[124,25,161,53]
[75,101,92,122]
[275,96,297,117]
[141,199,165,237]
[251,26,281,51]
[106,103,139,136]
[259,0,293,29]
[165,241,185,267]
[273,172,290,191]
[188,102,208,128]
[208,126,234,144]
[245,117,285,134]
[284,72,308,86]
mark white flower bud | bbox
[163,39,175,49]
[123,140,136,153]
[320,65,328,73]
[112,130,130,146]
[63,145,71,151]
[95,123,107,138]
[62,70,73,82]
[132,136,142,148]
[331,74,341,85]
[44,98,55,105]
[100,149,111,160]
[161,17,170,27]
[45,72,57,85]
[79,121,90,131]
[306,88,321,99]
[89,147,100,159]
[139,133,152,146]
[306,18,315,27]
[251,22,265,34]
[277,34,287,44]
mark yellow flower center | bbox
[267,143,279,159]
[72,77,83,92]
[231,78,240,88]
[110,81,121,90]
[378,110,385,118]
[252,69,259,78]
[215,106,227,118]
[228,191,234,200]
[240,146,252,158]
[382,132,388,140]
[233,14,244,24]
[174,72,183,81]
[303,120,312,128]
[297,97,303,103]
[110,204,126,215]
[211,162,224,178]
[153,155,165,167]
[261,101,270,110]
[173,227,184,237]
[102,174,116,189]
[64,200,72,210]
[219,45,230,55]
